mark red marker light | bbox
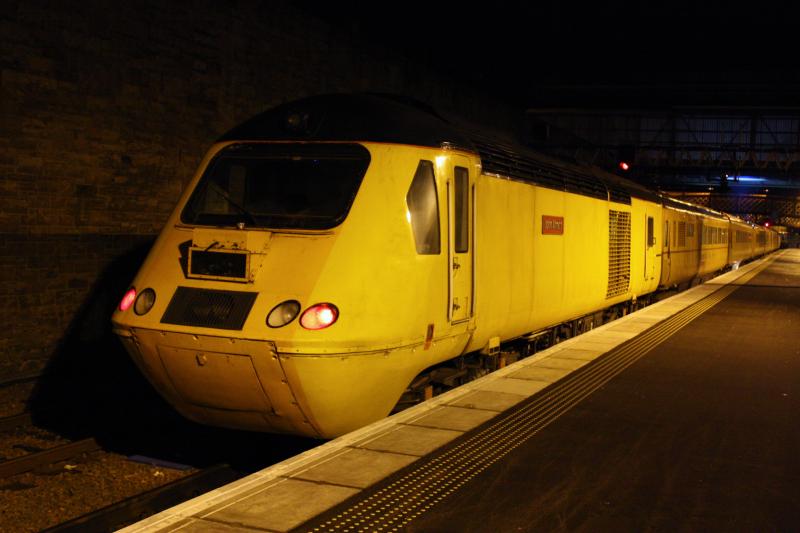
[300,303,339,330]
[119,288,136,311]
[619,161,630,171]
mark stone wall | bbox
[0,0,520,381]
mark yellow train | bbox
[111,94,779,438]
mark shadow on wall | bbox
[26,239,316,469]
[26,239,174,442]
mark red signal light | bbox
[619,161,630,171]
[300,303,339,330]
[119,288,136,311]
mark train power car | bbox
[111,94,779,438]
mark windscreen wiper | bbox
[207,181,263,227]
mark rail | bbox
[0,437,101,479]
[44,464,241,533]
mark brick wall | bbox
[0,0,520,381]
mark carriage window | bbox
[406,160,441,255]
[647,216,655,247]
[454,167,469,253]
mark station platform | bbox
[123,249,800,532]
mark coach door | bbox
[448,156,474,323]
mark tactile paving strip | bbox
[299,258,773,533]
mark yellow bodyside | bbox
[467,175,662,353]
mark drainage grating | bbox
[299,259,773,533]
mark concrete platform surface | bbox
[406,249,800,531]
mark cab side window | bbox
[406,160,441,254]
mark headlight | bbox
[267,300,301,328]
[134,288,156,315]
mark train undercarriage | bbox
[393,261,747,413]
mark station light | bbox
[618,146,635,172]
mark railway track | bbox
[44,464,242,532]
[0,436,101,479]
[0,409,299,531]
[0,410,205,531]
[0,411,33,432]
[0,410,102,480]
[0,373,316,531]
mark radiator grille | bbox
[607,210,631,298]
[678,221,687,247]
[161,287,257,330]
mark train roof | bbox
[660,196,731,219]
[216,94,662,206]
[465,133,659,205]
[218,93,476,151]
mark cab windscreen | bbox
[182,143,370,230]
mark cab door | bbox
[448,156,474,323]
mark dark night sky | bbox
[300,1,800,108]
